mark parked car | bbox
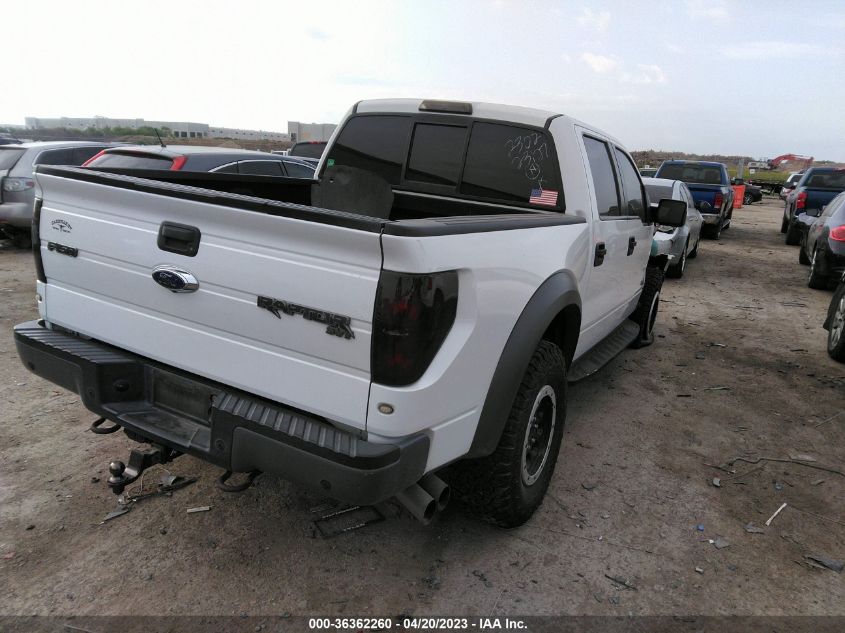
[783,168,845,244]
[734,179,762,204]
[16,98,687,527]
[643,177,703,278]
[797,191,845,289]
[0,141,115,247]
[639,167,658,178]
[288,140,327,160]
[824,272,845,361]
[84,145,317,178]
[779,171,803,201]
[655,160,733,239]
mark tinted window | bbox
[614,148,646,217]
[406,123,467,187]
[34,148,75,166]
[289,142,327,159]
[237,160,284,176]
[327,116,411,184]
[461,122,560,206]
[0,148,24,170]
[283,161,315,178]
[643,183,674,205]
[213,163,239,174]
[71,146,106,164]
[657,163,723,184]
[87,152,173,169]
[803,170,845,189]
[583,136,620,216]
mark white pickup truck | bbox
[15,99,685,527]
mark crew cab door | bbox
[578,133,651,351]
[35,170,382,430]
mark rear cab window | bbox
[803,170,845,189]
[86,152,173,170]
[657,163,723,185]
[325,114,563,211]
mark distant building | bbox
[24,116,288,141]
[287,122,337,143]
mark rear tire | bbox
[807,249,828,290]
[704,220,722,240]
[630,266,664,348]
[785,220,802,245]
[798,239,811,265]
[780,217,788,233]
[827,285,845,362]
[450,341,566,528]
[666,240,688,279]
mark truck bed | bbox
[51,166,581,234]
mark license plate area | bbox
[150,368,219,426]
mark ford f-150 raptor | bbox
[14,99,685,527]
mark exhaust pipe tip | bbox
[419,473,450,512]
[395,483,437,524]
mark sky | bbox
[5,0,845,160]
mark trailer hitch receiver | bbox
[107,444,178,495]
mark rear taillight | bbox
[796,191,807,209]
[82,150,107,167]
[830,226,845,242]
[713,192,723,209]
[33,198,46,283]
[371,270,459,386]
[170,155,188,171]
[2,177,34,192]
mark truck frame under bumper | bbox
[14,320,429,505]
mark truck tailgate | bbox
[35,170,382,429]
[686,184,721,205]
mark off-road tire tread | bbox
[449,341,565,528]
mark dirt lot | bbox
[1,199,843,617]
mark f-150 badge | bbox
[257,295,355,340]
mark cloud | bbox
[622,64,667,84]
[581,52,618,73]
[685,0,729,21]
[307,27,330,41]
[722,40,833,60]
[577,8,611,32]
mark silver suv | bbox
[0,141,114,247]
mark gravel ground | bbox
[1,198,843,617]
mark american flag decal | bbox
[529,188,558,206]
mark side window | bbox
[213,163,239,174]
[461,122,561,207]
[325,115,412,184]
[680,185,694,209]
[283,161,315,178]
[613,147,646,218]
[71,146,105,165]
[237,161,284,176]
[405,123,467,187]
[33,148,75,166]
[583,136,620,217]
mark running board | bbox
[568,320,640,383]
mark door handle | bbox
[158,222,202,257]
[627,236,637,256]
[594,242,607,266]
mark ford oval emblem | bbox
[152,265,199,293]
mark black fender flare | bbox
[466,271,581,458]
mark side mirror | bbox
[653,198,687,227]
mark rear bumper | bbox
[0,201,32,228]
[14,321,429,505]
